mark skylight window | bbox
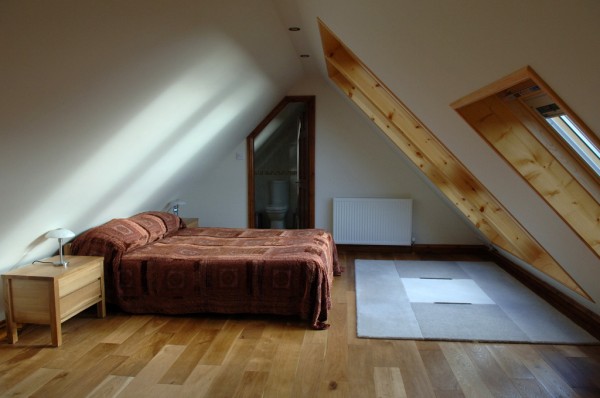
[523,91,600,178]
[452,66,600,269]
[546,115,600,175]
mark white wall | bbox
[0,0,303,320]
[182,141,249,227]
[294,76,483,244]
[288,0,600,311]
[189,74,482,244]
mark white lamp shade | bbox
[45,228,75,239]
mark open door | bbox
[247,96,315,229]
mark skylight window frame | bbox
[514,87,600,181]
[510,87,600,182]
[452,65,600,266]
[546,115,600,176]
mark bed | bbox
[70,211,340,329]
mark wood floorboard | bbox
[86,374,133,398]
[1,367,66,398]
[373,366,407,398]
[261,342,298,397]
[347,344,375,397]
[462,343,522,397]
[110,332,174,377]
[440,342,496,398]
[292,341,325,397]
[117,344,185,397]
[1,249,599,397]
[539,345,600,393]
[393,340,436,397]
[158,328,219,385]
[418,342,464,396]
[513,344,579,397]
[204,337,258,398]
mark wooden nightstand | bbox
[2,255,105,347]
[182,217,199,228]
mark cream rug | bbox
[355,260,598,344]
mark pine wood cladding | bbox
[453,67,600,262]
[317,19,591,300]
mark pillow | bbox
[129,213,167,243]
[133,211,184,236]
[71,218,151,256]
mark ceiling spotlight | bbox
[289,27,301,31]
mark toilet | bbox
[265,180,289,229]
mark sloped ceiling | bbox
[271,0,600,308]
[317,20,591,299]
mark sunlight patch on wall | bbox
[109,75,269,210]
[6,35,271,266]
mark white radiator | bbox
[333,198,413,245]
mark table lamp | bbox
[45,228,75,267]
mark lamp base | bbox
[51,260,69,267]
[54,240,69,267]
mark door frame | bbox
[246,96,315,228]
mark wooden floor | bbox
[1,249,600,397]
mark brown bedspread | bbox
[71,212,340,329]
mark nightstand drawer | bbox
[182,218,199,228]
[60,279,102,321]
[59,259,102,297]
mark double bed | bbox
[70,211,340,329]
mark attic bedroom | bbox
[1,1,599,396]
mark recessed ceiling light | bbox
[289,27,301,31]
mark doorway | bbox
[246,96,315,229]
